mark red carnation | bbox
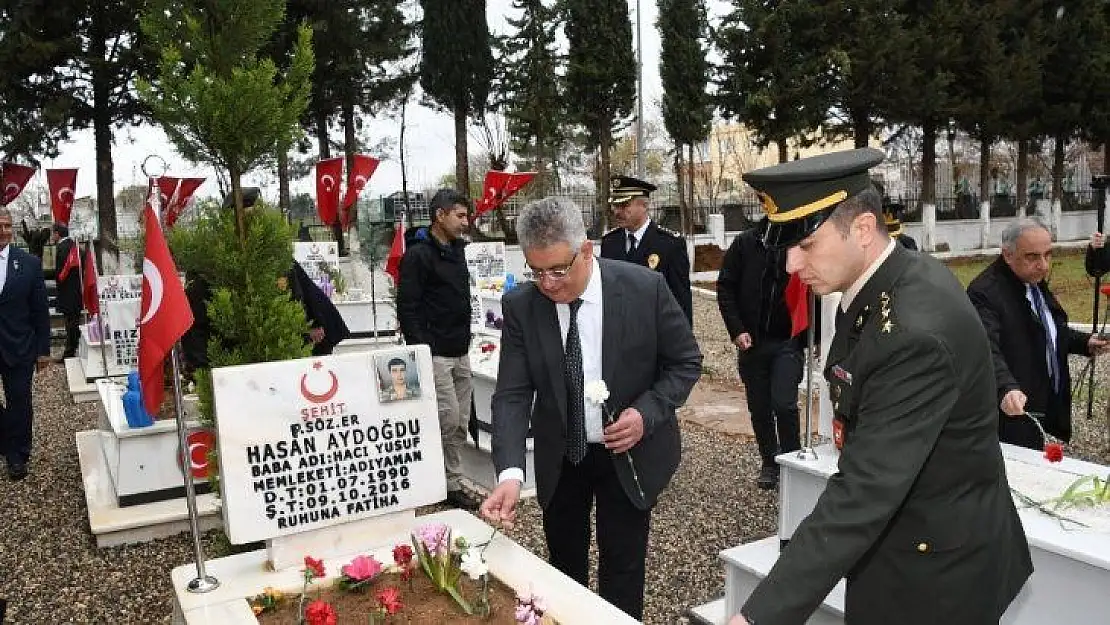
[377,586,404,615]
[304,555,326,579]
[1044,442,1064,463]
[393,543,414,567]
[305,599,337,625]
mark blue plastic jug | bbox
[122,371,155,428]
[504,273,516,292]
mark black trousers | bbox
[738,339,803,466]
[0,359,35,465]
[542,444,651,620]
[63,312,81,358]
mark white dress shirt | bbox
[625,219,651,253]
[498,256,605,485]
[0,244,9,296]
[840,239,896,312]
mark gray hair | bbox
[1000,217,1051,252]
[516,196,587,251]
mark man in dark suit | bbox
[0,208,52,480]
[729,149,1032,625]
[600,175,693,324]
[51,223,83,360]
[967,218,1108,450]
[480,196,702,620]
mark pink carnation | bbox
[341,555,383,582]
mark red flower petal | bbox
[1044,443,1064,463]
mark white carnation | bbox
[584,380,610,404]
[460,549,488,580]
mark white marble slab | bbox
[171,509,638,625]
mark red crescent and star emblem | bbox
[300,360,339,403]
[179,428,217,479]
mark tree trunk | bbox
[1052,135,1065,204]
[978,138,991,215]
[1016,140,1029,213]
[687,143,696,234]
[230,167,245,249]
[90,13,117,267]
[1104,140,1109,176]
[335,102,357,256]
[675,145,687,235]
[278,150,291,219]
[599,127,613,233]
[852,109,871,148]
[400,94,411,220]
[776,139,788,163]
[946,123,957,193]
[534,137,549,196]
[317,108,331,159]
[454,104,470,198]
[921,122,937,205]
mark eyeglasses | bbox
[529,252,579,281]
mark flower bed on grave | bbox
[1006,455,1110,532]
[252,523,556,625]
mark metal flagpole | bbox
[369,220,379,341]
[87,239,111,378]
[635,0,645,178]
[143,155,219,593]
[797,290,818,460]
[1089,176,1108,423]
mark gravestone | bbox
[293,241,341,299]
[213,346,445,567]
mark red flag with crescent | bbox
[316,157,344,225]
[340,155,380,228]
[785,273,809,337]
[1,162,36,206]
[165,177,206,228]
[138,202,194,415]
[473,171,536,220]
[142,176,180,216]
[384,219,406,285]
[83,242,100,315]
[46,168,79,225]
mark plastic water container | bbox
[121,371,155,428]
[504,273,516,292]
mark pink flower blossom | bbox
[341,555,383,582]
[414,522,450,556]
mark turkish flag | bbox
[46,168,79,225]
[340,155,380,228]
[1,162,36,206]
[164,177,206,228]
[384,220,406,285]
[785,273,809,337]
[142,176,179,218]
[138,202,194,415]
[473,171,536,220]
[57,242,80,281]
[316,157,344,225]
[83,242,99,315]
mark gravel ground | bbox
[2,301,1108,624]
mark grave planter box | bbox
[96,379,209,507]
[334,299,397,338]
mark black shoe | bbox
[445,489,480,511]
[756,464,779,490]
[7,462,27,481]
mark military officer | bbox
[729,148,1032,625]
[600,175,693,324]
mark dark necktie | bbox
[627,232,637,255]
[1029,285,1061,393]
[565,298,587,464]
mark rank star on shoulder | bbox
[881,320,894,333]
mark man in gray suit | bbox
[479,197,702,619]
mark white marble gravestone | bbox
[212,346,446,556]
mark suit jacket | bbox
[966,257,1089,442]
[491,258,702,511]
[743,246,1032,625]
[600,221,693,324]
[0,246,52,367]
[53,237,83,315]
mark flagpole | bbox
[797,291,818,461]
[91,213,111,378]
[369,220,379,341]
[144,155,219,594]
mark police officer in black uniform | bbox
[600,176,693,324]
[729,148,1031,625]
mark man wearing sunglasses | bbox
[480,197,702,620]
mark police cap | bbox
[609,175,657,204]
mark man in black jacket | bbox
[968,217,1109,448]
[51,223,83,359]
[717,217,802,489]
[397,188,479,510]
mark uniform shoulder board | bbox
[656,224,685,240]
[601,227,622,239]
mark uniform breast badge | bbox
[879,291,894,333]
[647,253,660,269]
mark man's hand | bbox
[1089,334,1110,355]
[309,327,326,344]
[1092,232,1106,249]
[1000,389,1027,417]
[35,356,51,372]
[604,407,645,454]
[733,332,753,351]
[728,615,750,625]
[480,480,521,530]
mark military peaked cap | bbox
[609,175,657,204]
[742,148,885,249]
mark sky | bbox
[38,0,730,207]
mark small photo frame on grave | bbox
[375,350,421,403]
